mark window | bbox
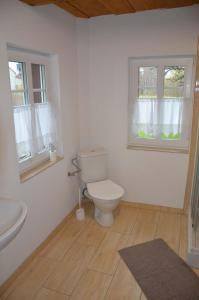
[8,49,56,172]
[128,56,194,152]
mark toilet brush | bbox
[76,188,85,221]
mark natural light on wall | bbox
[8,48,58,173]
[128,56,194,152]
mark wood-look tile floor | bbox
[0,201,196,300]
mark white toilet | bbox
[78,148,124,226]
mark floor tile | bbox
[75,221,107,247]
[105,260,141,300]
[89,231,129,275]
[39,218,88,260]
[129,209,160,246]
[3,257,57,300]
[140,292,148,300]
[44,243,96,295]
[179,214,188,259]
[155,211,181,253]
[110,206,139,234]
[70,270,112,300]
[33,288,68,300]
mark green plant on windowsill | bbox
[136,131,181,140]
[161,133,181,140]
[137,131,155,139]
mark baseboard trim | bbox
[83,197,184,214]
[122,200,185,214]
[0,206,76,297]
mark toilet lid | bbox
[87,179,124,201]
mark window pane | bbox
[33,91,42,103]
[164,66,185,98]
[8,61,28,105]
[138,87,157,98]
[9,61,25,91]
[138,66,157,98]
[31,64,42,89]
[31,64,47,103]
[17,142,31,161]
[11,91,26,106]
[164,87,184,98]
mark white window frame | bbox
[128,56,194,152]
[8,49,52,173]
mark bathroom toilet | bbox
[78,148,124,226]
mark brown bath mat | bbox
[119,239,199,300]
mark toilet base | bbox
[95,207,114,227]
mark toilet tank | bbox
[78,148,108,183]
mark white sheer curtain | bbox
[34,103,55,153]
[13,102,55,160]
[131,98,184,141]
[160,98,183,138]
[13,105,33,159]
[132,99,158,138]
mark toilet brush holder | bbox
[76,207,85,221]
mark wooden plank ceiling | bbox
[20,0,199,18]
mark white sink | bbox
[0,198,27,251]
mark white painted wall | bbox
[0,0,79,285]
[77,6,199,209]
[77,21,91,149]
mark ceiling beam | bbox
[97,0,135,14]
[53,0,89,18]
[128,0,199,11]
[64,0,110,18]
[20,0,53,5]
[126,0,136,11]
[96,0,117,13]
[20,0,89,17]
[127,0,152,11]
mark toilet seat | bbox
[87,179,124,201]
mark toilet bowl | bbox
[78,147,124,227]
[87,179,124,226]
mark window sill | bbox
[20,156,64,183]
[127,144,189,154]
